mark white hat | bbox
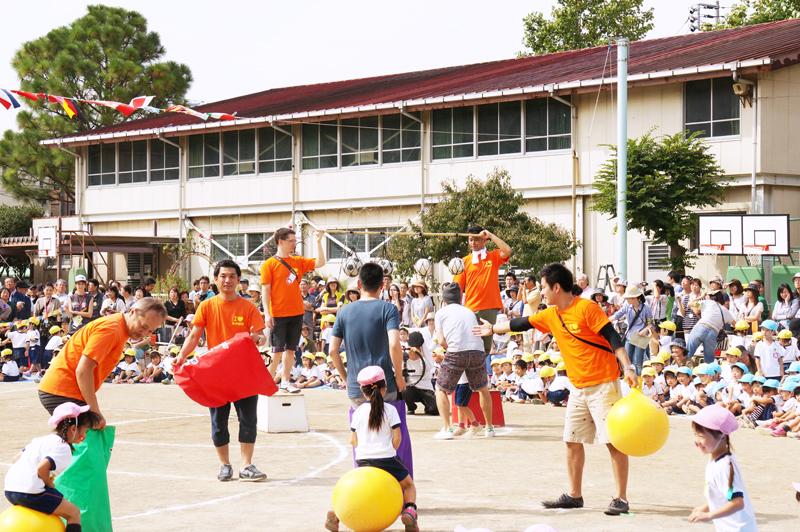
[74,274,87,282]
[793,272,800,279]
[617,278,628,286]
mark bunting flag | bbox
[206,112,237,121]
[0,307,62,329]
[164,104,210,121]
[0,89,20,110]
[8,89,39,102]
[81,99,137,117]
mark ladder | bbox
[595,265,616,293]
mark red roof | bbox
[58,19,800,140]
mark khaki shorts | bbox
[563,380,621,445]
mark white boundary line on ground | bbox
[112,430,349,521]
[0,386,38,394]
[108,414,206,426]
[115,439,335,449]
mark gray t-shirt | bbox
[332,299,400,399]
[435,303,485,353]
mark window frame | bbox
[431,106,475,161]
[524,97,572,153]
[684,77,741,139]
[87,140,181,187]
[381,112,422,165]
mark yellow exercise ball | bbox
[606,387,670,457]
[0,505,65,532]
[332,467,403,532]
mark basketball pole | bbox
[617,38,629,280]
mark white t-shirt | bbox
[548,375,575,393]
[2,360,20,377]
[435,303,485,353]
[117,361,141,376]
[524,376,549,393]
[405,327,436,391]
[7,330,29,349]
[351,402,400,460]
[780,397,798,413]
[161,356,176,375]
[696,301,734,333]
[641,382,664,401]
[320,327,334,345]
[300,365,323,381]
[100,298,126,315]
[27,329,40,347]
[728,294,747,318]
[55,293,70,307]
[754,340,784,377]
[44,335,63,351]
[781,341,799,363]
[704,453,758,532]
[4,434,73,494]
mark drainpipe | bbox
[617,38,629,280]
[271,122,296,228]
[401,106,426,216]
[157,133,183,246]
[57,141,82,226]
[732,71,757,213]
[550,91,578,271]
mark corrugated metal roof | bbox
[51,18,800,143]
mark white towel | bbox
[471,248,487,264]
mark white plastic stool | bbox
[257,394,309,433]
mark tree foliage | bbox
[0,4,193,204]
[387,168,580,283]
[592,130,726,272]
[718,0,800,28]
[518,0,654,57]
[0,204,46,277]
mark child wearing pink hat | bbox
[3,402,102,532]
[689,405,758,531]
[326,366,419,532]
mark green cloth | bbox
[665,297,675,321]
[759,295,770,321]
[54,427,115,532]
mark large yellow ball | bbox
[606,387,670,457]
[0,505,65,532]
[332,467,403,532]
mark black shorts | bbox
[39,390,86,415]
[271,314,304,352]
[356,456,409,483]
[5,487,64,514]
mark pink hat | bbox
[693,405,738,435]
[48,402,91,426]
[357,366,386,386]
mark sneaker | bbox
[280,383,300,394]
[604,497,630,515]
[772,427,787,437]
[744,417,757,429]
[325,509,339,532]
[541,493,584,509]
[434,428,454,440]
[162,379,171,385]
[453,426,468,437]
[400,506,419,532]
[789,431,800,439]
[217,463,233,482]
[756,426,774,435]
[239,464,267,482]
[469,424,484,436]
[485,427,496,438]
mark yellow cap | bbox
[301,352,315,360]
[533,350,545,356]
[550,355,563,364]
[49,325,62,334]
[1,348,12,356]
[642,367,657,377]
[539,353,551,362]
[327,356,333,363]
[170,346,180,354]
[433,346,445,354]
[32,317,40,326]
[323,314,336,323]
[734,320,750,331]
[658,351,671,363]
[540,367,556,378]
[124,348,136,357]
[556,361,566,371]
[490,358,501,366]
[752,332,765,341]
[725,347,742,358]
[522,354,535,363]
[315,352,327,359]
[659,320,677,332]
[186,351,196,359]
[778,329,793,340]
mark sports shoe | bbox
[434,428,454,440]
[756,426,774,435]
[324,509,339,532]
[401,506,419,532]
[217,463,233,482]
[453,426,468,437]
[469,424,484,436]
[541,493,584,509]
[161,379,171,385]
[239,464,267,481]
[604,497,630,515]
[485,427,496,438]
[279,383,300,394]
[772,427,787,437]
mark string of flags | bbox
[0,307,62,329]
[0,88,237,122]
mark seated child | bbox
[297,353,323,389]
[546,362,573,406]
[314,352,329,374]
[774,384,800,437]
[113,349,141,384]
[324,355,345,388]
[506,360,530,403]
[673,367,696,414]
[496,359,517,398]
[732,320,753,353]
[3,402,102,532]
[740,377,777,428]
[1,349,20,382]
[43,325,64,370]
[720,347,743,384]
[757,381,799,436]
[641,367,665,403]
[650,354,668,388]
[140,351,167,383]
[660,366,680,412]
[319,315,336,355]
[777,329,798,370]
[522,366,556,404]
[488,359,502,389]
[687,377,710,413]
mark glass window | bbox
[118,140,148,184]
[382,113,421,164]
[477,102,521,156]
[222,129,256,177]
[432,107,474,160]
[258,127,292,174]
[302,121,338,170]
[150,139,180,182]
[188,133,220,178]
[211,234,246,262]
[525,97,571,152]
[247,233,278,263]
[685,78,740,138]
[341,116,379,167]
[88,144,116,186]
[327,229,367,260]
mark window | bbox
[258,128,292,173]
[685,78,740,138]
[341,116,379,166]
[525,97,571,152]
[117,141,148,184]
[432,107,474,160]
[477,102,521,156]
[302,121,338,170]
[189,133,221,178]
[223,129,256,176]
[150,139,180,181]
[646,243,670,271]
[87,144,115,186]
[382,113,421,163]
[211,234,246,262]
[327,227,400,259]
[247,233,278,263]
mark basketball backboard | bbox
[698,214,790,256]
[37,227,56,258]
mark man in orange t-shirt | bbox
[176,259,268,482]
[261,227,325,393]
[475,262,637,517]
[38,299,167,428]
[452,225,511,355]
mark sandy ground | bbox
[1,381,799,532]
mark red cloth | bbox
[174,332,278,408]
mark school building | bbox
[26,18,800,290]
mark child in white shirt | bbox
[1,350,20,382]
[547,364,574,406]
[27,324,42,374]
[297,354,323,389]
[754,322,784,380]
[140,351,167,383]
[641,368,665,402]
[113,350,141,383]
[523,366,556,403]
[43,326,64,370]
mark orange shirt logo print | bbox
[231,315,245,326]
[567,322,581,334]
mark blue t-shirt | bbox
[331,299,399,399]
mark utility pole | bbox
[689,1,721,32]
[617,38,628,280]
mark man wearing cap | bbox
[402,330,438,416]
[38,298,167,427]
[238,278,251,299]
[475,262,637,516]
[261,227,326,394]
[452,225,512,357]
[12,280,32,321]
[709,276,730,307]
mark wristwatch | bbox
[623,364,636,371]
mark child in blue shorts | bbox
[453,373,482,436]
[4,402,102,531]
[326,366,418,532]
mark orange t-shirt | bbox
[193,295,266,349]
[452,249,508,312]
[39,313,130,401]
[260,255,317,317]
[527,297,620,388]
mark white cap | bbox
[74,274,87,282]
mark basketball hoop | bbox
[744,245,769,266]
[25,250,47,269]
[699,244,724,262]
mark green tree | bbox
[518,0,654,57]
[387,168,580,282]
[592,130,726,272]
[0,4,193,204]
[0,204,46,277]
[718,0,800,28]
